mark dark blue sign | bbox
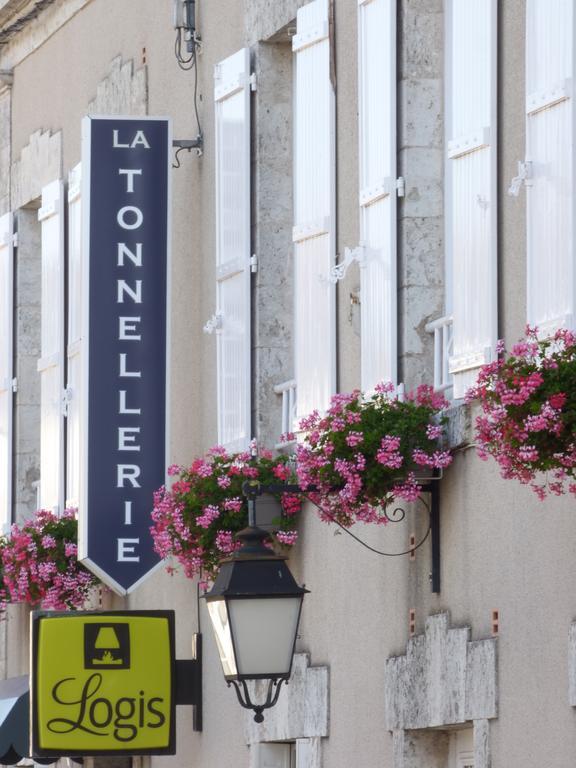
[80,116,170,594]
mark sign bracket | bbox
[174,633,203,731]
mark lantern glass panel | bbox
[207,598,237,677]
[228,596,302,677]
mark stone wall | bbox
[397,0,444,389]
[252,40,294,448]
[13,208,41,523]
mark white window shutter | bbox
[526,0,574,336]
[214,47,252,451]
[357,0,397,390]
[38,179,65,514]
[66,164,82,508]
[293,0,336,423]
[446,0,497,399]
[0,213,14,533]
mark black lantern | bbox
[203,524,308,722]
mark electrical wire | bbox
[175,27,195,69]
[173,28,203,152]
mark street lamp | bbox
[203,491,308,723]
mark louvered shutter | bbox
[251,743,292,768]
[293,0,336,423]
[526,0,574,335]
[357,0,397,390]
[446,0,497,399]
[214,47,252,451]
[66,164,82,508]
[38,179,65,514]
[0,213,14,532]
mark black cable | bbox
[175,28,195,69]
[191,44,202,140]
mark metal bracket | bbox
[172,137,204,166]
[327,245,365,284]
[175,633,202,731]
[61,387,73,417]
[203,313,223,334]
[508,160,532,197]
[250,254,258,273]
[420,477,440,593]
[396,176,405,197]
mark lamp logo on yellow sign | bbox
[31,611,175,757]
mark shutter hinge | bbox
[11,377,17,393]
[203,313,223,334]
[396,177,405,197]
[249,73,257,92]
[62,387,73,417]
[12,232,17,247]
[508,160,532,197]
[250,254,258,273]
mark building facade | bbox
[0,0,575,766]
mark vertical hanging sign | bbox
[80,116,170,595]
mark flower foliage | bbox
[295,382,452,526]
[151,447,301,580]
[467,326,576,499]
[1,509,100,610]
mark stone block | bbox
[385,613,497,731]
[15,305,41,356]
[399,217,443,288]
[400,79,443,149]
[14,403,41,454]
[11,129,62,209]
[245,0,303,44]
[244,653,329,744]
[87,56,147,116]
[443,402,473,450]
[14,451,40,521]
[15,354,40,406]
[401,7,443,79]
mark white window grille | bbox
[425,315,454,393]
[274,379,297,444]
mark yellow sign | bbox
[31,611,175,757]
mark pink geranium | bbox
[0,509,101,611]
[151,447,301,581]
[296,383,451,527]
[467,326,576,499]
